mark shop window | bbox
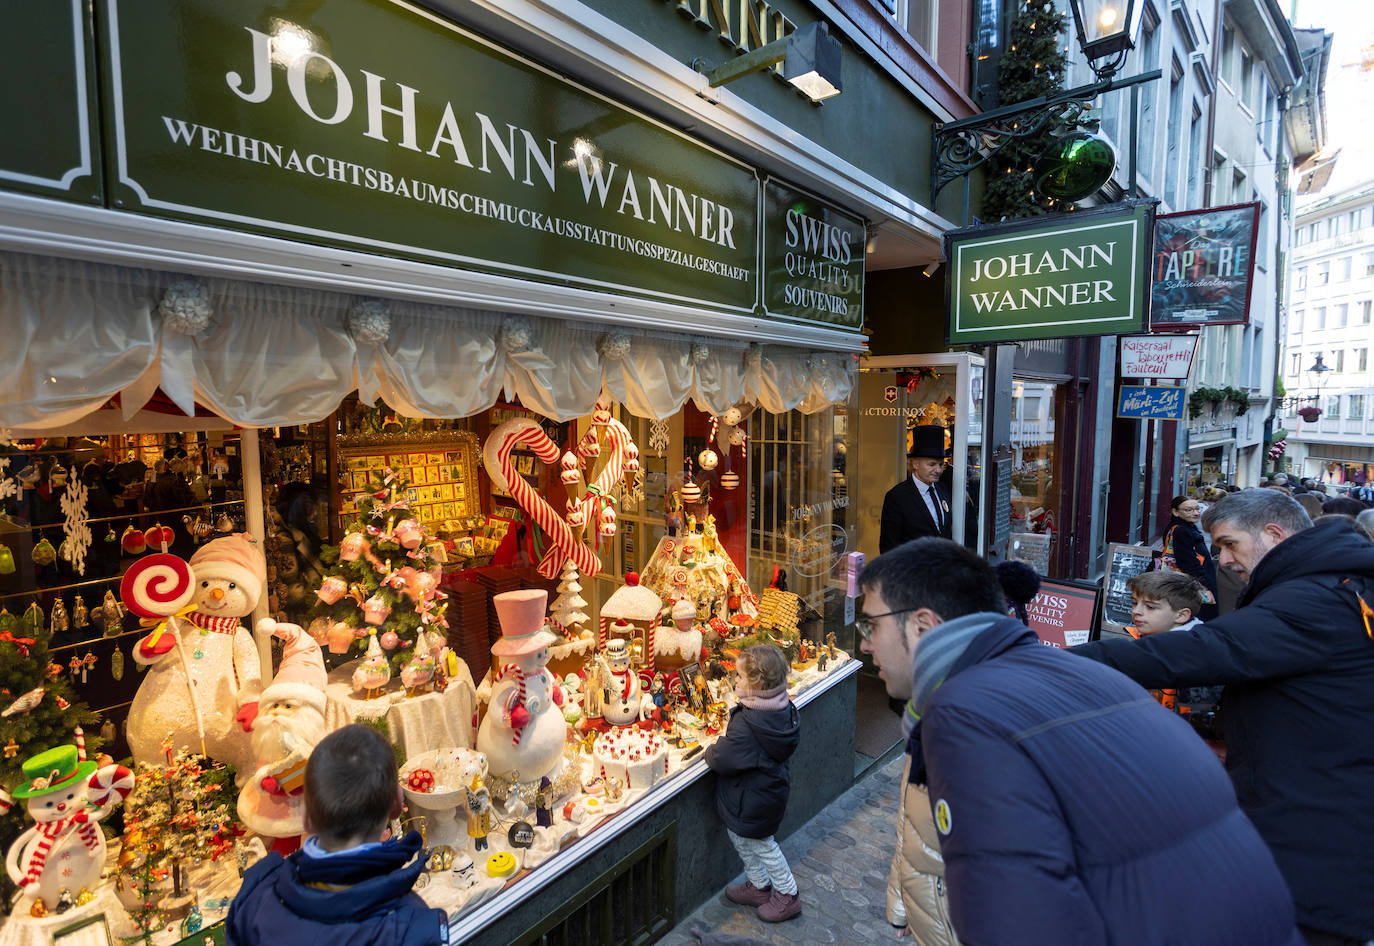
[1009,380,1061,575]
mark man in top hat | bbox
[880,425,952,553]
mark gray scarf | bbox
[902,612,1005,737]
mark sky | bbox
[1291,0,1374,195]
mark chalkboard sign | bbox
[1008,532,1051,574]
[1101,543,1155,633]
[992,451,1013,550]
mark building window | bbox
[1221,26,1237,87]
[1240,47,1254,108]
[1339,257,1353,281]
[1337,303,1349,327]
[1331,215,1345,237]
[1290,352,1301,375]
[1292,309,1304,334]
[1328,395,1341,416]
[1315,305,1326,328]
[1365,252,1374,276]
[1362,300,1372,324]
[896,0,936,53]
[1352,208,1365,231]
[1316,262,1330,285]
[1296,267,1307,291]
[1351,394,1365,419]
[1335,350,1345,372]
[1358,348,1369,372]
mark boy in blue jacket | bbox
[704,644,802,923]
[226,724,449,946]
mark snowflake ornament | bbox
[59,466,91,576]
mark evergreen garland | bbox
[982,0,1072,221]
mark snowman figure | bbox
[597,638,642,727]
[4,746,132,913]
[126,534,267,775]
[476,590,567,785]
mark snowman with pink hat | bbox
[126,533,270,775]
[476,590,567,786]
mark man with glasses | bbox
[879,425,952,553]
[860,537,1301,946]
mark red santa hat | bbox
[260,621,327,715]
[190,533,267,611]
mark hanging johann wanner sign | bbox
[944,201,1154,344]
[1149,202,1260,328]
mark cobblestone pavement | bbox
[657,753,908,946]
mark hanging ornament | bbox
[363,594,392,626]
[720,471,740,490]
[159,277,213,335]
[104,525,117,546]
[121,524,146,557]
[143,523,174,552]
[0,543,13,575]
[72,595,89,629]
[216,511,236,533]
[648,418,670,457]
[32,535,56,567]
[1,686,44,717]
[379,629,401,650]
[22,601,43,635]
[49,599,69,634]
[559,452,581,487]
[0,607,13,633]
[100,719,116,743]
[111,647,125,681]
[598,505,617,537]
[339,531,369,562]
[101,590,126,637]
[2,739,17,759]
[59,465,91,576]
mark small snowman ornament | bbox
[597,638,642,727]
[4,745,133,914]
[126,534,268,776]
[476,590,567,785]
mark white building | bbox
[1281,180,1374,486]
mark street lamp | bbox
[1067,0,1146,78]
[700,22,843,104]
[1297,353,1331,421]
[931,0,1156,209]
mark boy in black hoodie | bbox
[705,644,803,922]
[226,724,448,946]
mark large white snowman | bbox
[4,745,131,912]
[477,590,567,785]
[127,534,266,774]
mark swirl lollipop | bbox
[119,553,195,619]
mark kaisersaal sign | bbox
[98,0,761,314]
[1119,334,1198,379]
[944,201,1154,344]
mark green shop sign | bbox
[97,0,763,313]
[762,180,864,331]
[0,0,102,204]
[943,201,1154,344]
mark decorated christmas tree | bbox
[121,749,240,940]
[311,468,449,674]
[0,627,101,911]
[982,0,1071,220]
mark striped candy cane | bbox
[497,663,528,747]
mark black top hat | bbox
[907,425,947,459]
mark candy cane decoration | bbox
[485,419,600,580]
[74,726,86,762]
[87,763,135,817]
[567,418,634,544]
[645,616,657,676]
[497,663,528,747]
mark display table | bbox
[443,656,860,945]
[323,659,477,759]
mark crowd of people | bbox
[222,470,1374,946]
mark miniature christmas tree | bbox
[0,626,101,911]
[121,748,241,934]
[311,468,450,674]
[549,558,590,638]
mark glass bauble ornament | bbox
[1033,131,1117,201]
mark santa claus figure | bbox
[237,621,328,856]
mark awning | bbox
[0,250,855,430]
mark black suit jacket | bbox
[879,477,951,553]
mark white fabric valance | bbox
[0,251,855,429]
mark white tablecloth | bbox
[323,660,478,758]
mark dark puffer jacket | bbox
[705,701,800,839]
[924,616,1300,946]
[1072,517,1374,940]
[225,831,448,946]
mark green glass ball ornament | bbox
[1034,131,1117,202]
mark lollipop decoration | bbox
[120,553,198,654]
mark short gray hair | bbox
[1201,489,1312,537]
[1356,509,1374,543]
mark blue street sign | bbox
[1117,384,1186,420]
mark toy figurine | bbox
[535,777,552,828]
[596,639,642,727]
[466,774,492,853]
[825,631,838,658]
